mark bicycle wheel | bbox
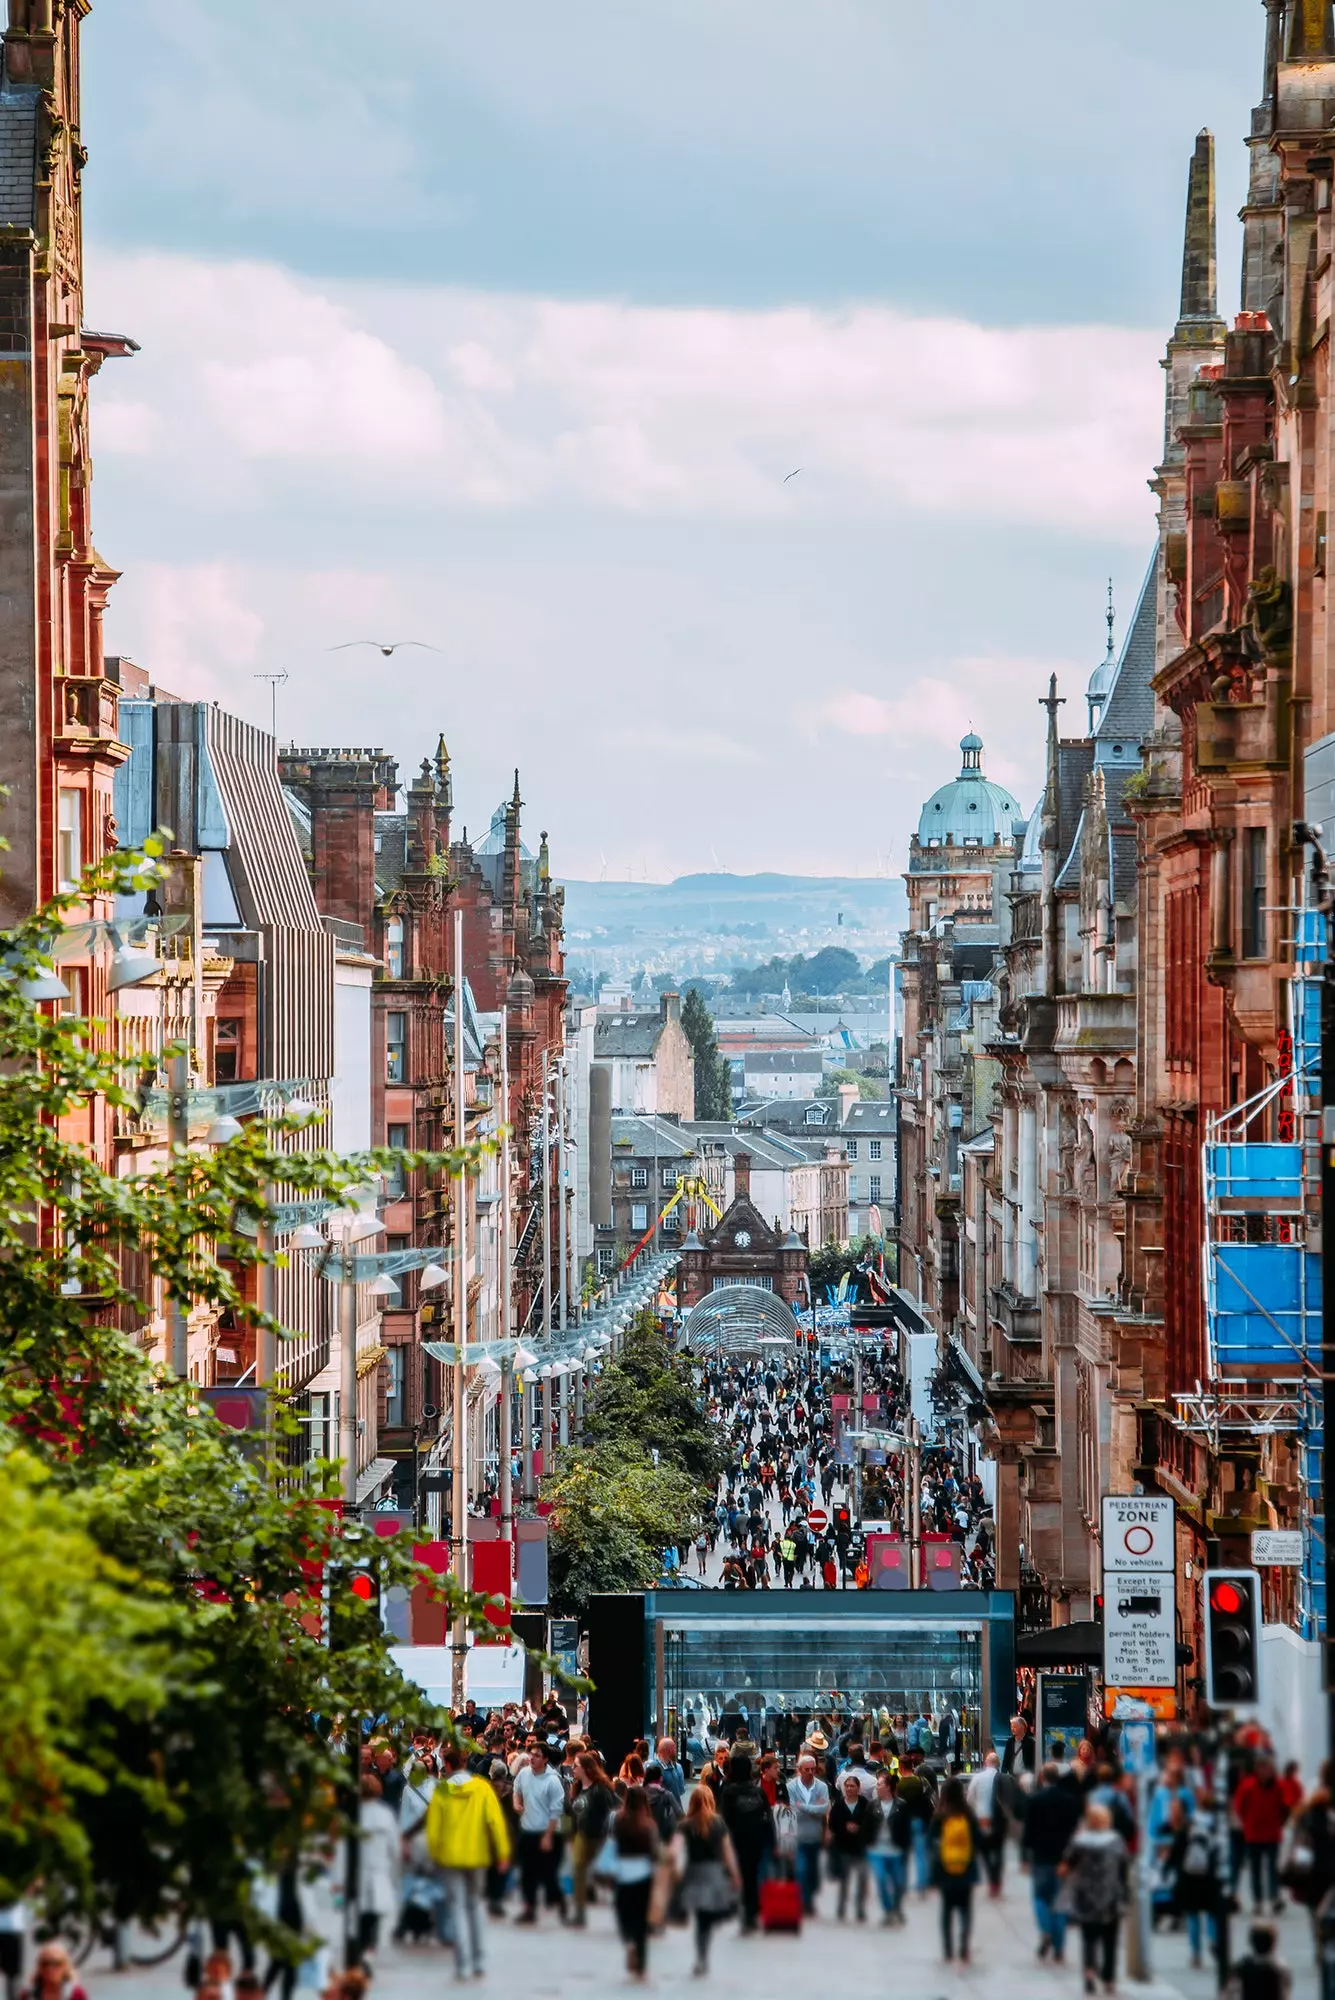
[127,1920,188,1967]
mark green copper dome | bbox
[915,734,1021,850]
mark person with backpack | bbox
[718,1751,775,1933]
[929,1775,980,1963]
[1224,1920,1292,2000]
[1166,1791,1230,1972]
[1061,1799,1128,1996]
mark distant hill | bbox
[562,872,906,941]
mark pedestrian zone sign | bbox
[1101,1494,1176,1696]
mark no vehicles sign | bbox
[1102,1496,1174,1575]
[1101,1495,1176,1694]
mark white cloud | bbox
[87,251,1162,539]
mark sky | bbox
[83,0,1262,883]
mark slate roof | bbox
[1095,552,1158,755]
[595,1011,668,1059]
[0,88,37,231]
[741,1049,824,1075]
[610,1114,694,1159]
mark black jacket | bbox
[719,1780,774,1854]
[1022,1781,1083,1867]
[1002,1732,1036,1777]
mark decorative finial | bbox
[539,830,550,882]
[510,768,522,813]
[1106,579,1116,662]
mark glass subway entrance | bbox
[641,1590,1016,1765]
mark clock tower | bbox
[677,1153,808,1311]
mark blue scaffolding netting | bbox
[1201,909,1323,1638]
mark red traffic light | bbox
[1210,1581,1243,1616]
[349,1573,376,1601]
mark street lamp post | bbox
[499,1006,514,1549]
[451,908,469,1708]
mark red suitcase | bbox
[759,1875,803,1933]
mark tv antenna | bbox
[253,671,288,741]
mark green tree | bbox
[680,987,732,1119]
[817,1065,886,1101]
[545,1445,702,1613]
[0,841,502,1941]
[547,1310,717,1612]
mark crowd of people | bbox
[139,1698,1326,1998]
[39,1328,1330,1998]
[688,1343,997,1591]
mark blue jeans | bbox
[868,1851,903,1915]
[911,1820,930,1892]
[795,1843,822,1912]
[1186,1911,1217,1960]
[1031,1862,1068,1956]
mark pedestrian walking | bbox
[1235,1757,1288,1915]
[512,1741,568,1924]
[423,1743,512,1981]
[674,1784,742,1977]
[1062,1799,1128,1996]
[967,1749,1006,1896]
[929,1775,980,1964]
[719,1752,774,1933]
[355,1775,400,1959]
[1223,1920,1293,2000]
[828,1773,876,1921]
[568,1752,617,1925]
[1165,1788,1230,1972]
[867,1769,907,1924]
[1023,1758,1082,1962]
[789,1751,831,1913]
[605,1786,660,1984]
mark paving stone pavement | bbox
[79,1876,1321,2000]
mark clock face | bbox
[734,1230,752,1249]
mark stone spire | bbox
[1039,676,1066,999]
[1286,0,1335,60]
[1179,130,1218,325]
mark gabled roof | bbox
[1094,553,1158,757]
[595,1011,667,1058]
[610,1114,694,1159]
[701,1193,782,1253]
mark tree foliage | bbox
[0,842,500,1940]
[547,1310,716,1614]
[680,987,732,1119]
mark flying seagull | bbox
[783,468,803,481]
[328,640,443,657]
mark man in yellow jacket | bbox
[425,1744,513,1980]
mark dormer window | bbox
[386,917,404,979]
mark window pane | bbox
[386,1012,407,1082]
[57,789,82,891]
